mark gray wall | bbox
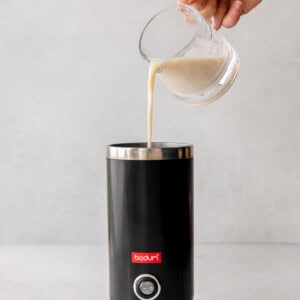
[0,0,299,244]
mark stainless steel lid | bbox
[107,142,193,160]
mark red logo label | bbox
[131,252,162,264]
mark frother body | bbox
[107,143,194,300]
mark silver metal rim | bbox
[107,142,193,160]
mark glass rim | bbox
[138,3,205,62]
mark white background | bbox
[0,0,299,244]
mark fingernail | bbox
[233,1,243,12]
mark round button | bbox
[139,280,156,296]
[133,274,161,300]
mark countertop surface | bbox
[0,245,299,300]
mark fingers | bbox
[213,0,230,29]
[222,0,243,28]
[181,0,230,29]
[180,0,252,29]
[199,0,218,19]
[179,0,207,7]
[190,0,209,11]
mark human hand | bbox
[179,0,262,29]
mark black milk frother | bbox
[107,142,194,300]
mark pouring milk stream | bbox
[142,4,239,148]
[147,57,226,148]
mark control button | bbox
[133,274,161,300]
[139,280,156,296]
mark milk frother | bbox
[107,143,194,300]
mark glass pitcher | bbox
[139,3,239,106]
